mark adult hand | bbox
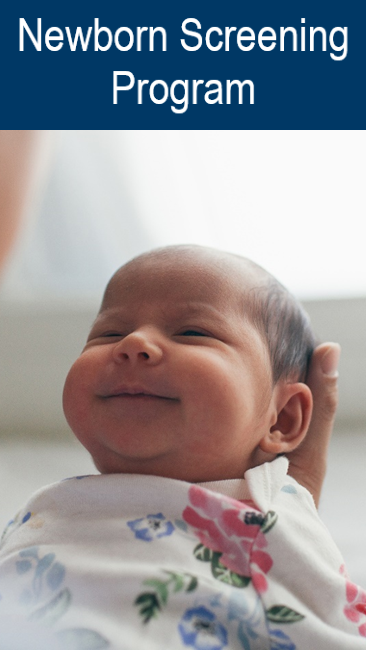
[287,342,341,507]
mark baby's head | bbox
[63,245,315,482]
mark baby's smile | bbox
[101,385,178,400]
[63,249,275,481]
[63,245,312,482]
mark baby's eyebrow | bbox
[91,302,240,333]
[87,309,130,333]
[160,302,228,322]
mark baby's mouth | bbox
[109,393,167,400]
[101,385,178,401]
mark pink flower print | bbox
[341,565,366,636]
[183,486,274,592]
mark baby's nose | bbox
[112,329,163,366]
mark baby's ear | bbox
[259,382,313,455]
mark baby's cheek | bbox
[62,359,88,429]
[187,366,240,425]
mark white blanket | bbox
[0,457,365,650]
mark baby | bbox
[0,246,365,650]
[63,244,315,483]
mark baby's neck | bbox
[198,476,250,501]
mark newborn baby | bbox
[1,246,365,650]
[63,245,314,481]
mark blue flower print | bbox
[127,513,174,541]
[178,606,228,650]
[15,546,67,607]
[269,628,296,650]
[281,485,297,495]
[1,511,33,547]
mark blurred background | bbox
[0,130,365,583]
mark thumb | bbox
[287,342,340,506]
[307,342,340,441]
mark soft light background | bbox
[0,130,365,585]
[1,130,364,301]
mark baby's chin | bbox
[89,447,178,478]
[90,451,251,483]
[82,427,266,481]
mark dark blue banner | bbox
[1,0,363,128]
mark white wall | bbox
[1,130,365,302]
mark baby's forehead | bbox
[101,248,263,314]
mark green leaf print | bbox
[260,511,278,534]
[211,553,251,588]
[164,571,185,592]
[194,543,250,588]
[161,570,198,593]
[143,579,169,604]
[135,592,161,623]
[194,543,217,562]
[266,605,305,624]
[135,571,199,623]
[186,575,198,592]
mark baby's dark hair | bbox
[247,272,317,384]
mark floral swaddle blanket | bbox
[0,457,365,650]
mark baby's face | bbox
[63,250,276,482]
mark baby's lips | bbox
[99,381,179,401]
